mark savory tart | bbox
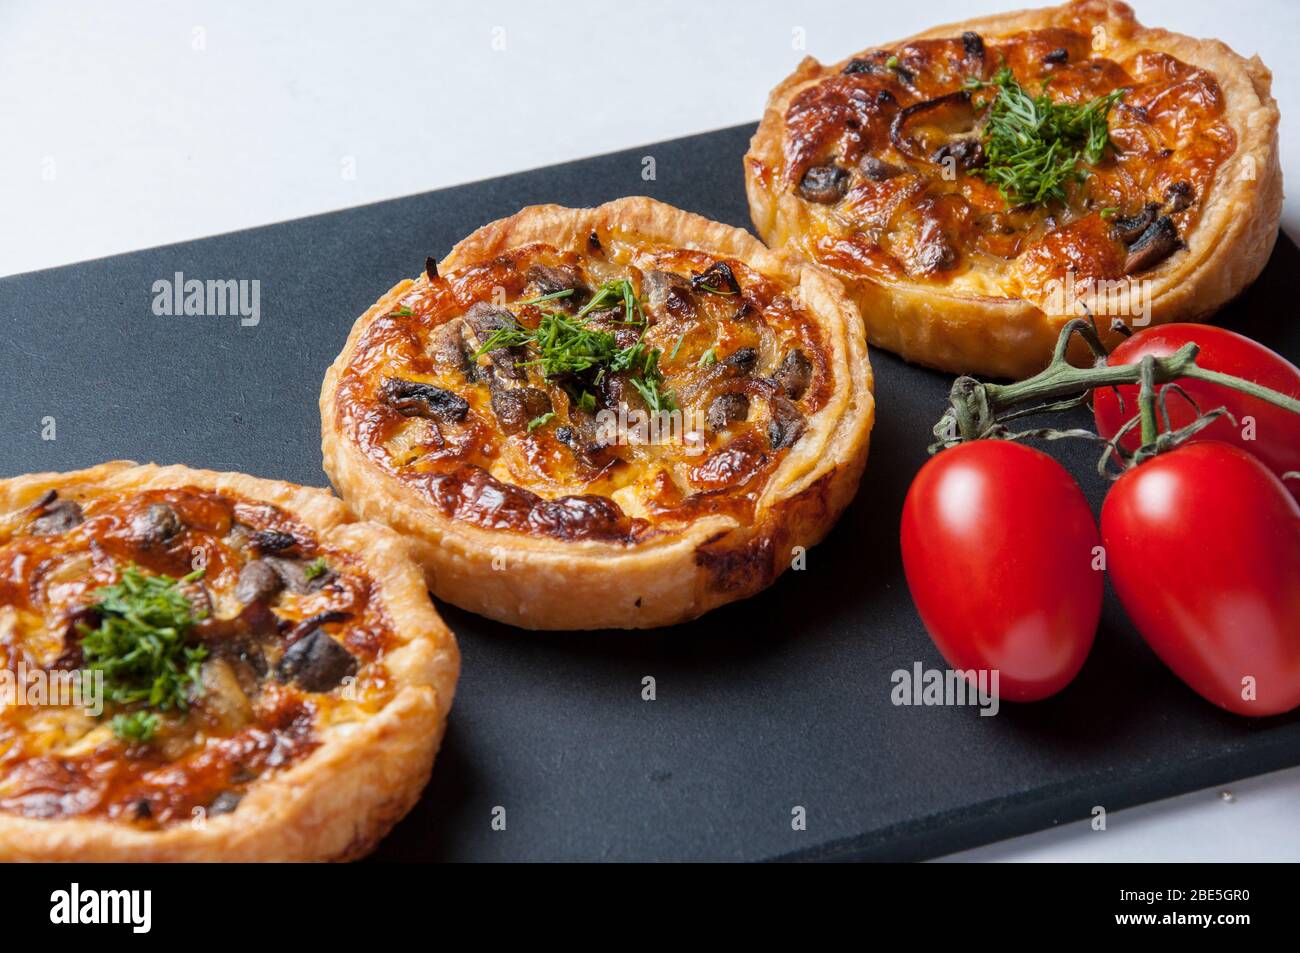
[0,461,458,861]
[321,197,874,629]
[746,0,1282,377]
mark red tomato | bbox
[901,441,1102,702]
[1102,442,1300,716]
[1094,324,1300,499]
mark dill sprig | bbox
[473,280,677,413]
[78,565,208,713]
[966,67,1125,207]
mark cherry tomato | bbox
[901,441,1102,702]
[1094,324,1300,499]
[1102,442,1300,716]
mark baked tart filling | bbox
[746,0,1281,377]
[321,198,874,629]
[774,24,1232,296]
[337,239,831,541]
[0,463,457,861]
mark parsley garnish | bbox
[698,348,717,367]
[304,557,329,581]
[966,67,1125,207]
[78,566,208,713]
[111,710,160,744]
[527,411,555,432]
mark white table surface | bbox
[3,0,1297,861]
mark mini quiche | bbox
[746,0,1281,378]
[0,462,458,862]
[321,197,874,630]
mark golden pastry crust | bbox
[746,0,1281,378]
[321,197,874,629]
[0,461,458,861]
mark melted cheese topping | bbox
[335,231,834,543]
[767,23,1236,304]
[0,487,396,828]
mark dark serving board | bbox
[3,124,1298,862]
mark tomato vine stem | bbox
[932,319,1300,453]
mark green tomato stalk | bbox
[931,318,1300,472]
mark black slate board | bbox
[3,124,1298,862]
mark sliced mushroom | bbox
[464,302,526,379]
[889,91,977,163]
[931,138,984,171]
[424,256,438,281]
[1164,181,1194,214]
[774,349,813,400]
[767,396,808,450]
[427,319,480,383]
[1111,203,1160,244]
[706,392,750,430]
[1124,216,1182,273]
[1043,47,1069,65]
[381,377,470,423]
[490,386,553,435]
[860,156,904,181]
[798,164,850,204]
[276,628,357,693]
[642,271,696,320]
[30,496,83,536]
[235,559,284,605]
[722,347,758,376]
[208,792,243,816]
[557,414,615,470]
[842,57,880,75]
[527,264,589,307]
[961,31,986,73]
[250,529,296,554]
[130,503,183,545]
[691,261,741,296]
[264,557,333,595]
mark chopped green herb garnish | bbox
[112,710,160,744]
[885,55,899,69]
[78,566,208,713]
[698,348,717,367]
[630,373,679,415]
[527,412,555,432]
[966,66,1125,207]
[516,289,575,306]
[475,312,614,376]
[390,307,413,317]
[668,334,686,361]
[476,282,677,417]
[304,557,330,581]
[575,279,643,325]
[1099,207,1118,220]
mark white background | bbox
[3,0,1298,860]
